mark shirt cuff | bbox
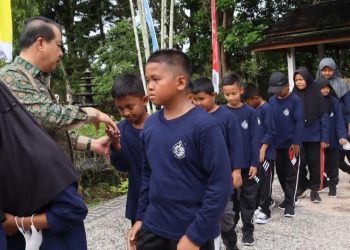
[76,135,90,150]
[81,107,98,122]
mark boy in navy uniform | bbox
[244,84,276,224]
[191,77,243,250]
[107,74,149,225]
[268,72,304,217]
[317,77,348,197]
[128,50,232,250]
[222,74,259,246]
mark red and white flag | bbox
[211,0,219,93]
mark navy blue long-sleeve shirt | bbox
[7,183,88,250]
[136,107,231,246]
[301,112,329,143]
[328,96,347,149]
[211,106,243,170]
[0,221,5,250]
[110,120,142,221]
[223,104,259,168]
[268,93,304,149]
[256,102,276,161]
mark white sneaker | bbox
[254,207,261,217]
[255,212,271,224]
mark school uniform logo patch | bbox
[330,112,334,117]
[257,118,261,125]
[283,108,290,116]
[173,140,186,159]
[241,120,249,130]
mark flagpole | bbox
[169,0,174,49]
[211,0,220,93]
[129,0,151,113]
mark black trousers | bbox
[232,168,258,233]
[136,227,214,250]
[325,148,339,186]
[257,160,274,216]
[275,149,298,207]
[298,142,322,191]
[339,150,350,174]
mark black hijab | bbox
[293,67,328,126]
[316,77,333,114]
[0,80,79,216]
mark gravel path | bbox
[85,172,350,250]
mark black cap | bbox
[268,72,289,93]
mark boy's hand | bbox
[128,220,142,250]
[3,213,18,236]
[259,144,268,163]
[105,127,121,151]
[232,169,242,189]
[91,136,111,156]
[339,138,348,145]
[321,142,329,149]
[177,235,199,250]
[291,144,300,157]
[248,166,257,180]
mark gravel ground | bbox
[86,172,350,250]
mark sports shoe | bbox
[255,212,271,224]
[296,187,308,198]
[278,200,287,209]
[242,231,255,246]
[254,206,261,217]
[310,190,322,203]
[328,186,337,197]
[284,206,295,217]
[269,199,276,210]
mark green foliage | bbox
[92,20,139,102]
[116,179,129,195]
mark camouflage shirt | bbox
[0,56,96,162]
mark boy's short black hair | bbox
[147,49,192,83]
[191,77,214,95]
[243,83,261,100]
[222,73,241,86]
[111,74,145,99]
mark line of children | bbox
[243,84,277,224]
[293,67,330,203]
[107,74,149,225]
[190,77,243,250]
[128,50,232,250]
[222,74,260,246]
[268,72,304,217]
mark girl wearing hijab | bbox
[293,67,329,203]
[316,58,350,176]
[317,77,348,197]
[0,80,88,250]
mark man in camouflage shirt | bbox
[0,16,118,162]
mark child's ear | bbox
[210,92,217,98]
[142,95,149,105]
[176,76,187,91]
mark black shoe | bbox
[310,190,322,203]
[284,206,295,217]
[278,200,287,210]
[328,186,337,197]
[296,187,308,198]
[242,231,255,246]
[221,228,238,250]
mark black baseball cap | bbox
[268,72,289,94]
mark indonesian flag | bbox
[0,0,12,63]
[211,0,219,93]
